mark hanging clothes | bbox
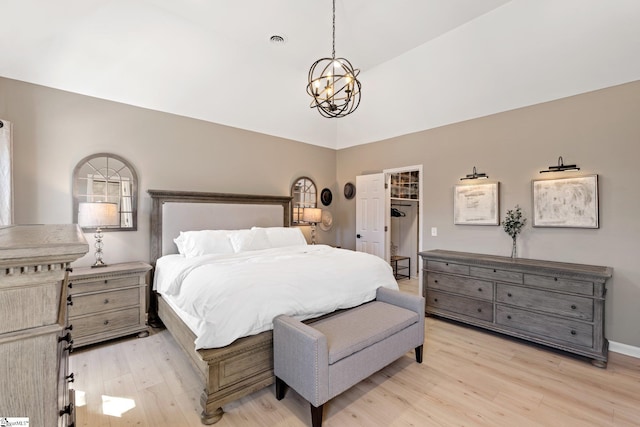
[391,207,406,217]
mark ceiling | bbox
[1,0,639,149]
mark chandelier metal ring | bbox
[307,0,361,118]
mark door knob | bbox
[356,234,361,238]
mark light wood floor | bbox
[70,278,640,426]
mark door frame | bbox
[383,164,423,295]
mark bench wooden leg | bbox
[311,404,324,427]
[415,345,423,363]
[275,377,287,400]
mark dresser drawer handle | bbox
[507,315,512,320]
[507,293,512,297]
[434,298,438,302]
[434,279,438,283]
[67,296,73,306]
[68,282,73,289]
[104,298,110,304]
[554,277,558,281]
[58,332,72,343]
[104,279,108,284]
[477,308,482,313]
[59,403,73,417]
[445,262,449,266]
[570,330,577,336]
[493,269,497,273]
[571,304,577,310]
[66,373,75,383]
[477,288,482,292]
[104,320,110,325]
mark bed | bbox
[147,189,398,424]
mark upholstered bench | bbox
[273,287,425,427]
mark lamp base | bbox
[91,262,108,268]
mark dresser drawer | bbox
[496,284,593,321]
[427,272,493,301]
[523,274,593,296]
[470,266,523,284]
[426,290,493,322]
[69,276,139,295]
[426,260,470,275]
[71,307,141,338]
[68,287,140,317]
[496,305,593,348]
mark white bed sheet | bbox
[154,245,399,349]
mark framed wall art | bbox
[453,182,500,225]
[532,174,599,228]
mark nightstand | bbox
[68,261,152,347]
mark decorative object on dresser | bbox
[67,262,152,347]
[77,201,119,267]
[453,181,500,225]
[302,207,322,244]
[502,205,527,259]
[0,224,88,427]
[420,250,612,367]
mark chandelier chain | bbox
[332,0,336,59]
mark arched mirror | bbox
[73,153,138,231]
[291,176,317,224]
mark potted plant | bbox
[502,205,526,258]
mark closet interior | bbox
[389,170,419,279]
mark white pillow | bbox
[229,228,272,252]
[174,230,235,258]
[253,226,307,248]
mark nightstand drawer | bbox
[426,290,493,322]
[69,276,139,294]
[496,305,593,348]
[427,272,493,301]
[496,284,593,321]
[68,287,140,317]
[71,307,141,338]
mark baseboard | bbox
[609,340,640,359]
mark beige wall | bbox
[2,76,639,348]
[0,77,337,266]
[336,80,640,347]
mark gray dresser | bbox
[0,225,88,426]
[419,249,613,367]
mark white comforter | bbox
[154,245,399,349]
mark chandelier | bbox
[306,0,361,118]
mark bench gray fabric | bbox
[273,287,425,427]
[313,301,419,364]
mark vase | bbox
[511,237,517,259]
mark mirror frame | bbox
[291,176,317,224]
[72,153,138,232]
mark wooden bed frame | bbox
[148,189,292,424]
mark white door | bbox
[355,173,386,259]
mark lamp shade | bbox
[78,202,119,228]
[302,208,322,224]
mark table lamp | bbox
[303,208,323,244]
[78,202,119,267]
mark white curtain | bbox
[0,119,13,226]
